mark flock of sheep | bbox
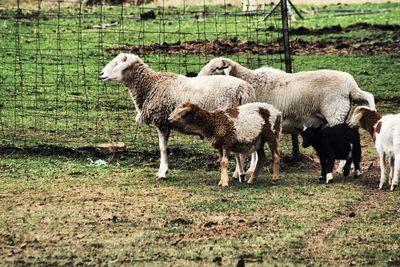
[99,53,400,190]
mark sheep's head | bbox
[198,58,236,76]
[349,106,381,130]
[168,101,202,136]
[295,124,323,148]
[99,53,140,82]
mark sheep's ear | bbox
[316,124,323,130]
[178,106,193,117]
[223,66,232,75]
[114,61,131,73]
[294,127,303,132]
[120,54,127,62]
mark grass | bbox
[1,143,400,265]
[1,1,400,265]
[1,2,399,146]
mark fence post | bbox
[280,0,299,158]
[280,0,292,73]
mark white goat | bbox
[350,106,400,191]
[198,57,376,158]
[168,101,282,186]
[99,53,255,180]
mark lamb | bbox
[296,124,362,184]
[350,106,400,190]
[168,101,282,186]
[197,57,375,158]
[99,53,255,180]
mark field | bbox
[1,1,400,266]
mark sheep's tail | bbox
[350,85,376,110]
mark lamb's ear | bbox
[294,127,304,132]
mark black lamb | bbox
[297,124,362,183]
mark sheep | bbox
[350,106,400,190]
[197,57,376,158]
[296,124,362,184]
[99,53,256,180]
[168,101,282,186]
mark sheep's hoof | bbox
[326,173,333,184]
[378,184,384,190]
[155,176,166,181]
[354,170,362,178]
[318,176,325,181]
[232,172,239,180]
[343,167,350,177]
[238,174,246,183]
[247,179,254,185]
[390,184,397,191]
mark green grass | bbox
[1,2,400,146]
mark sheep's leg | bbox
[246,152,258,175]
[218,149,230,187]
[234,154,246,183]
[352,141,362,178]
[326,155,335,184]
[391,156,399,191]
[343,158,352,177]
[388,157,394,185]
[248,146,266,185]
[291,134,300,159]
[268,139,280,182]
[378,152,386,190]
[319,156,327,181]
[335,160,346,174]
[156,127,170,180]
[233,153,246,180]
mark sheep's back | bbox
[171,75,255,110]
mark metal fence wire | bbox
[0,0,291,150]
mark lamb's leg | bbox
[246,152,258,175]
[268,139,280,182]
[352,140,362,178]
[156,127,170,180]
[234,154,246,183]
[391,156,399,191]
[291,134,300,159]
[378,152,386,190]
[218,149,230,187]
[233,153,246,180]
[336,160,346,174]
[343,158,352,177]
[326,154,335,184]
[319,156,327,181]
[388,156,394,186]
[247,146,266,185]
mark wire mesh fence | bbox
[0,0,291,151]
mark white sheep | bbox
[168,101,282,186]
[99,53,256,180]
[197,57,376,158]
[350,106,400,190]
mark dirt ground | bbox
[152,0,400,6]
[107,22,400,60]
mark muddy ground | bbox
[107,23,400,56]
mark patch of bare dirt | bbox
[302,161,386,264]
[289,22,400,35]
[107,36,399,57]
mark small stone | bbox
[213,256,222,265]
